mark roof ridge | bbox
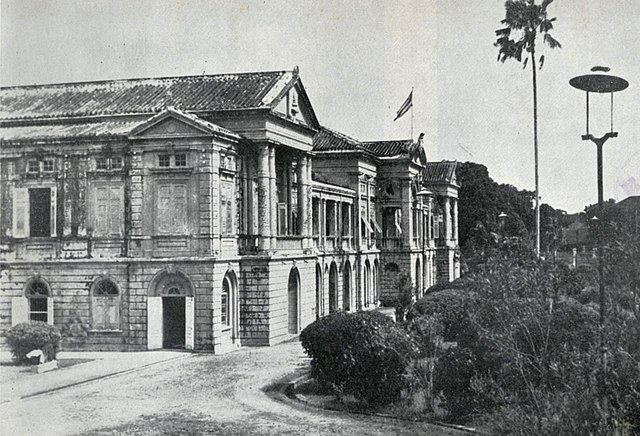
[362,138,413,144]
[0,69,292,91]
[319,126,362,145]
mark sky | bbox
[1,0,638,213]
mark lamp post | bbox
[570,65,628,408]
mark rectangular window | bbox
[96,157,108,170]
[157,183,188,234]
[29,298,48,322]
[111,157,123,169]
[27,160,40,173]
[93,184,124,236]
[92,297,120,330]
[221,293,229,326]
[220,181,234,235]
[174,153,186,167]
[158,155,170,167]
[42,160,54,172]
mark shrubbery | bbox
[300,310,417,406]
[5,321,61,363]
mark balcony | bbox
[275,236,304,251]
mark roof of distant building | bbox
[423,161,458,185]
[0,69,315,124]
[312,127,362,152]
[361,139,413,157]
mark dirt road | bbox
[0,340,461,435]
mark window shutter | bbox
[47,297,54,325]
[185,296,194,350]
[173,185,187,233]
[147,297,163,349]
[12,188,29,238]
[95,186,108,235]
[50,186,57,237]
[106,298,120,329]
[108,186,123,236]
[92,297,106,329]
[157,186,172,234]
[11,297,28,326]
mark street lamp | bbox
[570,65,629,406]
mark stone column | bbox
[444,196,452,242]
[297,155,307,242]
[269,145,277,249]
[257,144,271,251]
[321,198,327,249]
[452,198,459,243]
[401,179,412,246]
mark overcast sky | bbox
[1,0,638,213]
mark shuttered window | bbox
[12,187,57,238]
[157,184,188,235]
[93,184,124,237]
[220,180,234,235]
[91,278,120,330]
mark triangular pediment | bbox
[271,79,320,130]
[129,107,241,139]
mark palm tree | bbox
[495,0,561,257]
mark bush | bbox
[408,288,475,342]
[300,311,417,406]
[5,321,61,363]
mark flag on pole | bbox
[394,90,413,121]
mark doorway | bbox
[162,297,185,349]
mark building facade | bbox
[0,68,459,352]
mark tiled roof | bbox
[0,108,240,143]
[0,71,295,121]
[423,161,458,185]
[312,127,362,152]
[313,128,415,159]
[0,121,139,142]
[361,139,413,157]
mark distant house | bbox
[615,195,640,233]
[0,68,459,353]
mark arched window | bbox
[221,276,231,328]
[25,278,51,323]
[91,277,120,330]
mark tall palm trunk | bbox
[530,44,541,257]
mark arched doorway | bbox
[147,268,195,350]
[315,264,323,319]
[220,271,239,348]
[364,260,371,307]
[329,262,338,313]
[373,259,379,304]
[343,261,351,311]
[288,268,300,334]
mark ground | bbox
[0,340,463,435]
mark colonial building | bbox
[0,68,459,352]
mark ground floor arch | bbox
[288,267,300,334]
[343,261,351,311]
[329,262,338,313]
[147,267,195,350]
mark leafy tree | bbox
[495,0,562,256]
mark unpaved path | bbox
[0,340,462,435]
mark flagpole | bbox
[410,87,414,141]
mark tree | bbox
[495,0,562,257]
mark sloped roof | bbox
[617,195,640,210]
[423,161,458,185]
[361,139,413,157]
[0,107,240,143]
[0,70,297,121]
[313,127,362,152]
[313,127,416,159]
[130,106,240,139]
[0,121,140,142]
